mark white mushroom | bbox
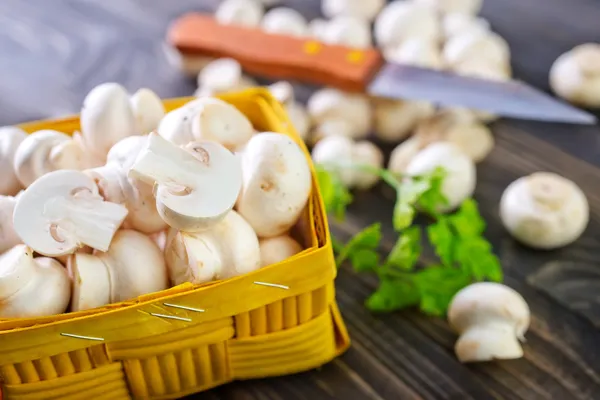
[165,210,261,285]
[0,126,26,195]
[312,135,384,190]
[149,229,168,252]
[412,111,495,162]
[67,229,168,311]
[448,282,530,363]
[267,81,295,106]
[372,98,435,143]
[80,82,137,161]
[259,235,303,267]
[215,0,265,28]
[13,170,129,257]
[286,102,311,141]
[320,16,372,49]
[499,172,589,250]
[443,30,511,72]
[158,97,254,151]
[374,2,440,49]
[383,38,445,70]
[237,132,312,238]
[416,0,483,15]
[260,7,308,37]
[443,13,490,40]
[310,118,356,146]
[321,0,385,22]
[307,88,372,140]
[163,42,215,77]
[549,43,600,108]
[388,136,423,175]
[195,58,257,97]
[130,88,165,134]
[405,142,476,212]
[308,18,329,41]
[0,195,20,254]
[13,129,88,188]
[0,245,70,318]
[129,132,242,232]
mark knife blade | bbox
[167,13,597,125]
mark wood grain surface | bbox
[1,0,600,399]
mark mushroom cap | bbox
[129,132,243,232]
[97,229,168,302]
[0,126,27,195]
[443,13,490,40]
[320,16,372,49]
[197,58,243,91]
[260,7,308,37]
[48,134,90,172]
[0,195,20,254]
[13,170,129,257]
[321,0,385,22]
[190,97,254,151]
[165,210,261,284]
[286,102,311,141]
[416,0,483,15]
[259,235,303,267]
[374,2,440,49]
[157,104,195,145]
[550,43,600,108]
[80,82,137,160]
[307,88,372,139]
[106,135,149,171]
[13,129,72,187]
[0,245,70,318]
[215,0,265,28]
[130,88,165,134]
[149,229,168,252]
[309,118,355,146]
[372,98,435,143]
[267,81,295,107]
[405,142,476,212]
[237,132,312,238]
[383,38,445,70]
[308,18,329,41]
[499,172,589,249]
[311,134,356,187]
[351,140,384,190]
[448,282,530,340]
[444,30,511,70]
[67,252,111,312]
[388,136,423,174]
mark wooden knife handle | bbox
[167,13,384,92]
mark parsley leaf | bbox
[414,266,473,316]
[416,167,448,217]
[335,223,382,272]
[315,165,353,221]
[427,218,454,266]
[385,226,421,272]
[366,278,420,312]
[393,179,431,231]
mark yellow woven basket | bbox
[0,88,350,400]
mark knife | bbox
[167,13,596,125]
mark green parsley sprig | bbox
[315,163,503,317]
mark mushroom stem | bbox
[43,191,129,252]
[455,323,524,362]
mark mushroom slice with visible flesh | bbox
[130,88,165,134]
[237,132,312,238]
[13,170,129,257]
[0,126,27,195]
[0,245,71,318]
[0,195,21,254]
[259,234,303,267]
[129,132,242,232]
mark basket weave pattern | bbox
[0,90,350,400]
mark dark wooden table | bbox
[2,0,600,398]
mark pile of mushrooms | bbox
[0,83,309,319]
